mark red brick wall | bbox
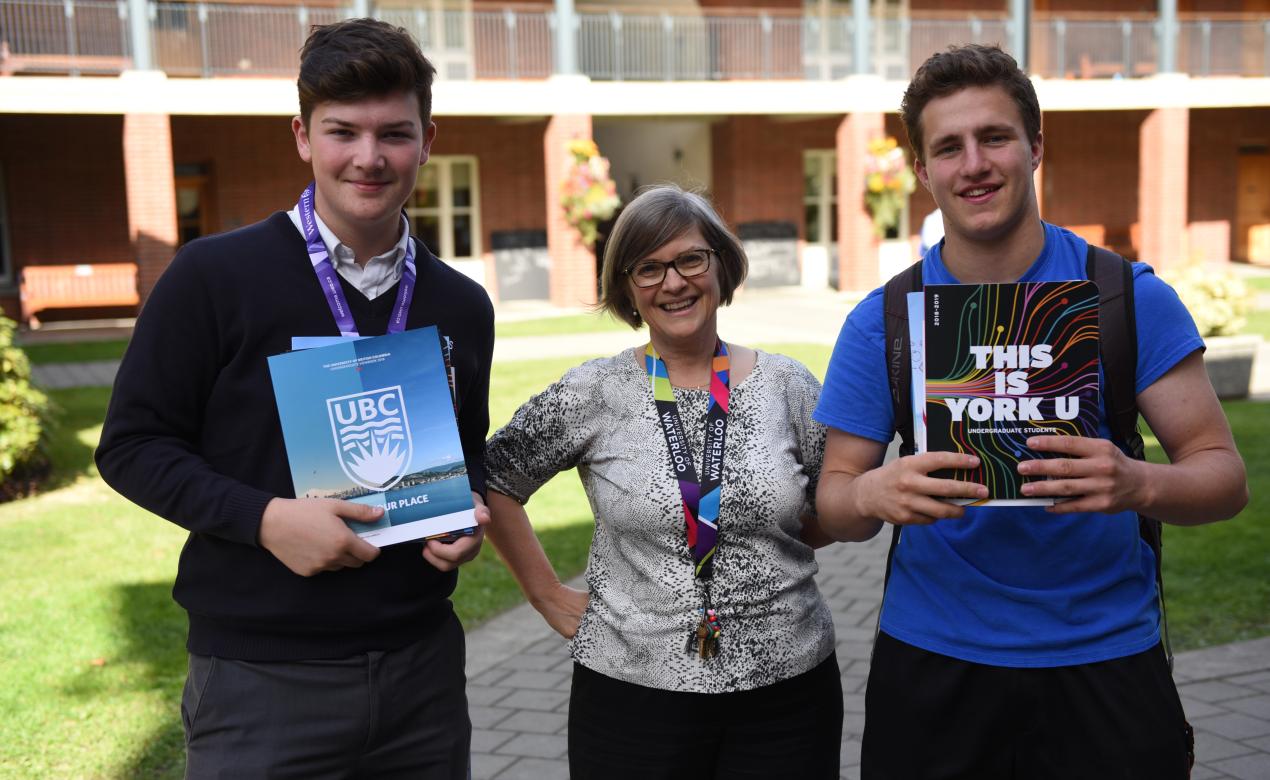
[544,115,597,307]
[124,113,180,298]
[1139,107,1190,270]
[886,113,936,244]
[698,0,801,9]
[1040,110,1146,257]
[432,117,549,251]
[710,115,837,235]
[1034,0,1154,11]
[1189,106,1270,262]
[0,116,131,267]
[836,112,886,291]
[171,115,549,254]
[171,115,310,234]
[0,115,132,321]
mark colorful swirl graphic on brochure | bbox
[923,281,1101,504]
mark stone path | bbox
[463,535,1270,780]
[23,285,1270,779]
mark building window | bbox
[406,156,480,262]
[803,150,837,246]
[175,163,215,247]
[0,166,11,286]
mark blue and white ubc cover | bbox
[267,326,476,547]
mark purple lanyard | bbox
[297,182,417,337]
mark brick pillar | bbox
[836,111,884,292]
[123,112,178,299]
[1138,107,1189,269]
[544,114,597,307]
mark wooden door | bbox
[1235,153,1270,264]
[175,174,216,247]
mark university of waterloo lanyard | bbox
[645,340,730,658]
[297,182,416,338]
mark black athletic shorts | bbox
[861,631,1194,780]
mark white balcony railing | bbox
[1,1,1267,82]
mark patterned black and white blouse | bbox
[486,348,835,693]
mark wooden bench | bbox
[19,263,140,328]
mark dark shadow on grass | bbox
[57,580,186,778]
[113,580,187,779]
[36,387,112,491]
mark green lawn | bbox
[1149,400,1270,651]
[1244,275,1270,294]
[495,312,627,339]
[1244,307,1270,341]
[18,339,131,365]
[1,342,1268,778]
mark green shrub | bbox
[1162,264,1253,338]
[0,316,51,495]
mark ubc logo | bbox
[326,386,413,491]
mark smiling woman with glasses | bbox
[484,184,843,779]
[626,248,716,287]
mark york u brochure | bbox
[268,326,476,546]
[914,280,1101,505]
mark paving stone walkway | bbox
[24,285,1270,779]
[463,535,1270,780]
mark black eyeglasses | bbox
[625,249,716,288]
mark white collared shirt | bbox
[287,207,412,300]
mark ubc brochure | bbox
[267,326,476,546]
[915,280,1101,505]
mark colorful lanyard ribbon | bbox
[644,339,731,580]
[296,182,416,338]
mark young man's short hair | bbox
[598,184,748,330]
[298,18,436,127]
[900,44,1041,163]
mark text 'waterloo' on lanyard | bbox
[298,182,416,338]
[645,340,731,579]
[646,341,730,658]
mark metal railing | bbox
[470,8,552,79]
[0,0,131,74]
[150,3,346,77]
[871,15,1015,81]
[1178,17,1270,78]
[578,10,805,81]
[1029,15,1158,79]
[2,1,1268,81]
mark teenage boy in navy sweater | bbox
[96,18,492,778]
[815,45,1248,778]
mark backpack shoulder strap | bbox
[881,261,924,594]
[884,261,924,459]
[1087,245,1143,459]
[1086,245,1174,670]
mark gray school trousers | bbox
[181,612,470,779]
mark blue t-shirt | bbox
[815,223,1204,667]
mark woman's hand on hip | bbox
[536,583,590,640]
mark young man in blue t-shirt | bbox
[815,44,1248,778]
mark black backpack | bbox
[880,245,1174,669]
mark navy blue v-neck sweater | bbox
[96,212,494,660]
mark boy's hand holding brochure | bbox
[267,326,480,570]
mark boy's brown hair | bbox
[900,44,1040,163]
[298,18,436,127]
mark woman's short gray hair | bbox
[598,184,748,329]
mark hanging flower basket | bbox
[560,139,621,248]
[863,136,916,240]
